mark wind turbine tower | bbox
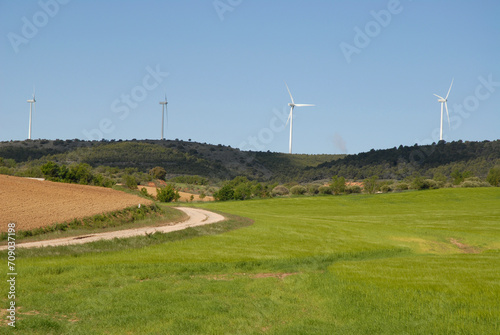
[159,94,168,140]
[285,82,315,154]
[433,78,453,141]
[27,90,36,140]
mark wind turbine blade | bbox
[445,78,454,99]
[433,94,444,100]
[285,108,292,126]
[285,82,294,104]
[445,102,450,128]
[294,104,315,107]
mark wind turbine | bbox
[159,94,168,140]
[27,89,36,140]
[433,78,453,141]
[285,82,315,154]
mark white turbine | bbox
[27,89,36,140]
[433,78,453,141]
[285,82,315,154]
[159,94,168,140]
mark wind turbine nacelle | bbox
[288,103,294,107]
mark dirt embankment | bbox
[139,183,215,202]
[0,175,152,232]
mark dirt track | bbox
[0,207,224,249]
[0,175,152,232]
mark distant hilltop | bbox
[0,139,498,182]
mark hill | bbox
[0,139,342,181]
[0,139,498,182]
[307,140,500,181]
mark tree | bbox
[451,169,472,185]
[149,166,167,180]
[331,175,346,195]
[41,161,60,179]
[363,176,379,194]
[156,184,180,202]
[214,185,235,201]
[72,163,93,184]
[487,166,500,186]
[234,183,251,200]
[123,174,137,189]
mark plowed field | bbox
[0,175,152,232]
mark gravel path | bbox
[0,207,224,250]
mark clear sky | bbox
[1,0,499,154]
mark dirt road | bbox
[0,207,224,250]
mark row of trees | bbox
[212,166,500,202]
[40,161,115,187]
[214,177,276,201]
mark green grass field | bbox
[1,188,499,334]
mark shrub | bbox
[307,184,320,195]
[156,184,180,202]
[290,185,307,195]
[199,192,206,199]
[380,185,392,193]
[331,176,346,195]
[451,169,473,185]
[412,178,440,190]
[149,166,167,180]
[0,166,13,175]
[214,185,235,201]
[410,176,424,190]
[395,182,409,191]
[487,166,500,186]
[318,185,332,195]
[123,174,137,190]
[363,176,379,194]
[345,185,361,194]
[272,185,289,196]
[233,183,251,200]
[251,183,268,198]
[170,175,208,185]
[140,187,152,198]
[41,161,60,179]
[460,177,491,188]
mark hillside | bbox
[0,139,498,182]
[0,139,342,181]
[307,140,500,181]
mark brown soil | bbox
[0,175,152,232]
[138,184,214,202]
[449,238,480,254]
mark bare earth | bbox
[0,207,224,249]
[0,174,152,232]
[139,184,215,202]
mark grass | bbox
[1,188,499,334]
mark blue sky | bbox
[1,0,499,154]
